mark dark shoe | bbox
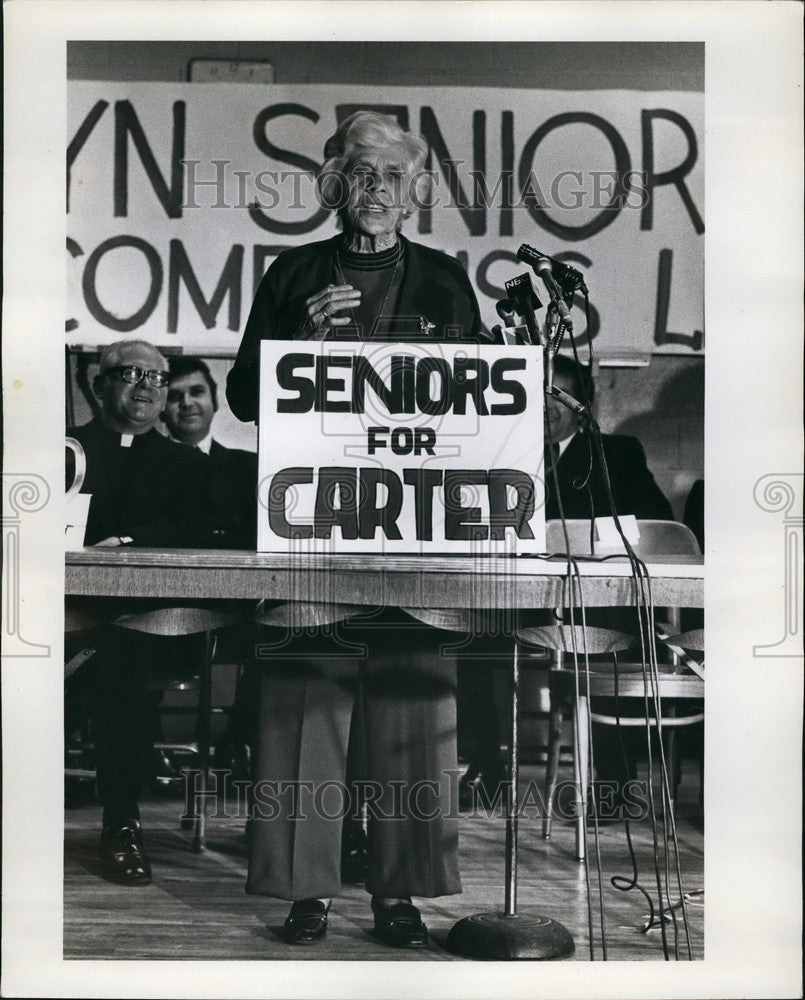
[99,820,152,885]
[372,899,429,949]
[283,899,330,944]
[458,766,507,811]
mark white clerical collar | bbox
[120,434,134,448]
[556,430,579,457]
[170,431,213,454]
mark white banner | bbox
[67,82,704,356]
[257,340,546,555]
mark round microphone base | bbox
[445,911,575,961]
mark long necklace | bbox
[334,240,403,339]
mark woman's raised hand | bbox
[301,284,362,339]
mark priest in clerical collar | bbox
[66,339,212,889]
[68,339,211,548]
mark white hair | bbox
[316,111,430,219]
[98,339,167,373]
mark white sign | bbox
[257,340,546,555]
[67,82,703,356]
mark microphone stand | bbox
[447,290,576,963]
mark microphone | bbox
[547,384,591,421]
[536,260,574,331]
[495,298,529,345]
[496,298,517,326]
[517,244,588,297]
[515,249,577,395]
[522,255,574,336]
[504,273,544,347]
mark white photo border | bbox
[2,2,803,998]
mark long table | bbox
[64,546,704,959]
[65,548,703,609]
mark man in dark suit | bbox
[459,354,672,807]
[67,339,211,884]
[162,357,260,769]
[162,356,258,549]
[544,354,672,521]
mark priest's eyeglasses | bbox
[105,365,170,388]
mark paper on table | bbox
[594,514,640,550]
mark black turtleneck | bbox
[335,239,405,339]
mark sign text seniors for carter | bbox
[257,341,545,555]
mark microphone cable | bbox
[559,327,674,956]
[554,323,694,958]
[638,569,693,959]
[582,287,595,369]
[544,285,694,959]
[544,415,610,960]
[569,562,610,961]
[587,423,694,959]
[544,321,615,958]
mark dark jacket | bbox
[207,439,258,549]
[67,419,211,547]
[683,478,704,550]
[226,234,486,422]
[546,431,673,521]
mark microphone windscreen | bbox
[496,298,516,323]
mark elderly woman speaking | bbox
[227,111,490,949]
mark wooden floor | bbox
[64,761,703,963]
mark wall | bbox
[67,41,704,520]
[597,356,703,520]
[67,40,704,90]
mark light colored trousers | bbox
[246,612,463,902]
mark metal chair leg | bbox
[542,704,563,839]
[192,632,213,853]
[573,695,590,863]
[664,703,678,816]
